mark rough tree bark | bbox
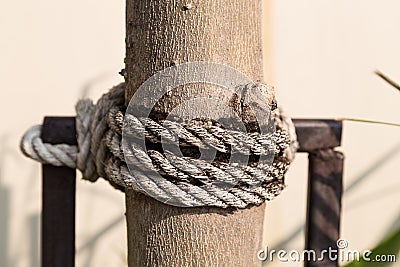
[125,0,267,266]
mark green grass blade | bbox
[375,70,400,93]
[337,118,400,127]
[343,227,400,267]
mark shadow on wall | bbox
[0,185,10,267]
[0,133,41,267]
[0,77,124,266]
[270,142,400,251]
[0,187,40,267]
[29,214,40,267]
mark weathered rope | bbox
[20,83,298,208]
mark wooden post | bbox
[125,0,266,266]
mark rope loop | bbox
[20,83,298,208]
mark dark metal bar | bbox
[292,119,344,267]
[293,119,342,153]
[305,149,344,267]
[41,117,76,267]
[36,116,344,267]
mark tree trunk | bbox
[125,0,266,266]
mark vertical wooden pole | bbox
[125,0,267,266]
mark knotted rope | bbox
[20,83,298,208]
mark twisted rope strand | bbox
[108,108,280,156]
[20,82,298,208]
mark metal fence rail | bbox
[40,117,343,267]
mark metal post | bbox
[41,117,76,267]
[305,149,344,267]
[292,119,344,267]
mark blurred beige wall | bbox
[0,0,127,266]
[0,0,399,266]
[263,1,400,266]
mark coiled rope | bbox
[20,83,298,208]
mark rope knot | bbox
[20,82,298,208]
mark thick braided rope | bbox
[20,83,298,208]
